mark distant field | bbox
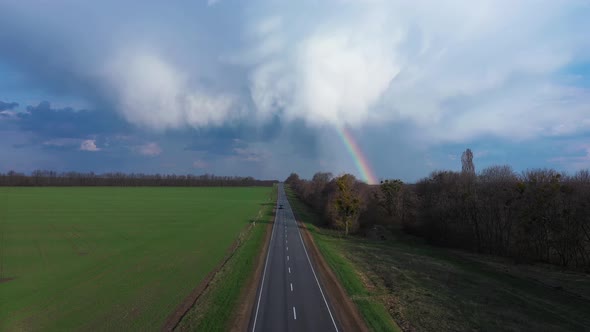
[0,187,271,331]
[286,187,590,332]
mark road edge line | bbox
[250,191,279,331]
[292,209,339,332]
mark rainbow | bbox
[336,127,379,185]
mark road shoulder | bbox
[230,207,275,331]
[291,204,369,331]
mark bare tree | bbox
[0,171,276,187]
[378,179,404,224]
[461,148,475,175]
[287,166,590,270]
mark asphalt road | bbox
[249,183,340,332]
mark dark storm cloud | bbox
[0,101,135,153]
[0,12,108,104]
[0,1,247,120]
[0,101,18,111]
[181,116,320,160]
[273,120,320,160]
[15,101,131,139]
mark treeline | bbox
[286,151,590,271]
[0,170,276,187]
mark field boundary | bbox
[229,206,275,331]
[162,219,263,331]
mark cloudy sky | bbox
[1,0,589,182]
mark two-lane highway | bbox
[249,183,340,332]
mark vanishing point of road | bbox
[249,183,340,332]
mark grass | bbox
[285,187,590,332]
[0,186,271,331]
[176,185,277,331]
[285,188,400,332]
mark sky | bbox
[1,0,590,183]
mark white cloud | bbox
[292,24,401,126]
[104,51,235,130]
[136,142,162,156]
[4,0,590,146]
[80,139,100,151]
[243,0,590,141]
[0,110,19,119]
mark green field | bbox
[0,187,271,331]
[177,185,276,331]
[286,187,590,332]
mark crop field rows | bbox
[0,187,271,331]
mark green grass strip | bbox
[176,185,277,331]
[285,187,400,332]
